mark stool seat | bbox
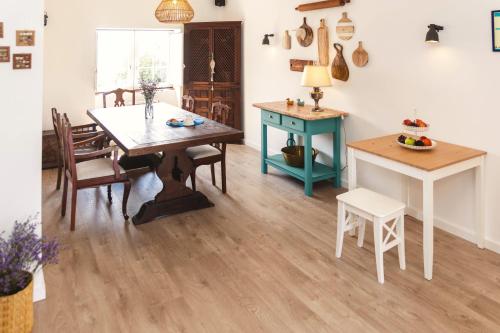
[335,188,406,284]
[336,188,406,218]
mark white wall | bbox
[43,1,500,252]
[0,0,45,300]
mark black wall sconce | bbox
[426,24,444,43]
[44,11,48,27]
[262,34,274,45]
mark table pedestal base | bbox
[132,149,214,225]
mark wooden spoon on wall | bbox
[332,43,349,81]
[352,41,369,67]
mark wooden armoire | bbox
[183,21,242,131]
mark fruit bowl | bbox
[397,140,437,151]
[402,124,429,133]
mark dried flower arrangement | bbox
[139,74,161,106]
[0,216,59,296]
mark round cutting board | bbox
[352,41,369,67]
[336,12,354,41]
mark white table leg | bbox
[475,157,485,249]
[423,178,434,280]
[348,147,357,190]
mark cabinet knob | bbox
[291,121,296,125]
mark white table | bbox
[347,134,486,280]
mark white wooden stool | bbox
[336,188,406,284]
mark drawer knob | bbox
[270,115,273,119]
[291,121,296,125]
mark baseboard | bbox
[33,268,46,302]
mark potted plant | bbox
[0,217,59,333]
[139,74,161,119]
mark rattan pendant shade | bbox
[155,0,194,23]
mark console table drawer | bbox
[282,116,305,132]
[262,110,281,125]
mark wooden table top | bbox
[253,101,348,120]
[87,103,243,157]
[347,134,486,171]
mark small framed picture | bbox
[0,46,10,62]
[492,11,500,52]
[13,53,32,69]
[16,30,35,46]
[0,23,4,38]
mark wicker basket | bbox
[0,274,33,333]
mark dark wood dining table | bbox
[87,103,243,225]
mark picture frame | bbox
[0,46,10,62]
[16,30,35,46]
[0,22,4,38]
[13,53,32,69]
[492,10,500,52]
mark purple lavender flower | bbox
[0,216,59,296]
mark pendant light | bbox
[155,0,194,24]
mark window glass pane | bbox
[96,30,134,91]
[134,30,171,87]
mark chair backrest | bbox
[61,114,77,180]
[211,101,231,125]
[181,95,195,112]
[51,108,63,151]
[102,88,136,108]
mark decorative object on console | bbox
[493,11,500,51]
[352,41,369,67]
[290,59,314,72]
[425,24,444,43]
[0,46,9,63]
[296,0,351,12]
[286,98,294,106]
[332,43,349,81]
[283,30,292,49]
[297,17,314,47]
[0,22,3,38]
[12,53,31,69]
[336,12,354,40]
[262,33,274,45]
[282,145,319,168]
[155,0,194,23]
[297,98,305,106]
[16,30,35,46]
[0,217,59,333]
[318,19,330,66]
[301,65,332,112]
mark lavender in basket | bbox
[0,216,59,296]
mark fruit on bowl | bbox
[403,118,428,128]
[398,135,433,147]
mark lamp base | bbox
[310,87,324,112]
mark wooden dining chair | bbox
[182,95,195,112]
[51,108,103,190]
[187,143,227,194]
[211,101,231,126]
[102,88,136,108]
[61,114,131,231]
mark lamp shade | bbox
[155,0,194,24]
[301,65,332,87]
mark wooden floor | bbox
[35,144,500,332]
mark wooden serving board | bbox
[352,41,368,67]
[296,0,351,12]
[290,59,314,72]
[297,17,314,47]
[332,43,349,81]
[283,30,291,50]
[336,12,354,40]
[318,19,329,66]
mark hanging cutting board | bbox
[332,43,349,81]
[318,19,329,66]
[296,17,314,47]
[290,59,314,72]
[283,30,292,50]
[352,41,368,67]
[336,12,354,40]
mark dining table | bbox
[87,103,243,225]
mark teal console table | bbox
[254,101,347,197]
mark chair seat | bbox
[336,188,405,218]
[186,145,221,160]
[76,158,126,181]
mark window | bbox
[96,29,182,92]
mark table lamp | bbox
[301,65,332,112]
